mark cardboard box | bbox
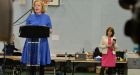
[96,66,101,74]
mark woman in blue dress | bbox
[21,0,52,75]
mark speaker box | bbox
[0,0,12,41]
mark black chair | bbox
[115,51,125,75]
[45,60,56,75]
[116,51,124,59]
[2,58,15,75]
[0,57,22,75]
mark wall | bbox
[0,0,136,54]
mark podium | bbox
[19,25,50,38]
[19,25,50,75]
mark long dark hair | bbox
[106,27,115,37]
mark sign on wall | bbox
[42,0,60,6]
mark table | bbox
[0,55,128,75]
[71,59,127,75]
[0,56,21,60]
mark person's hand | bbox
[107,43,115,49]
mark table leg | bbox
[72,62,74,75]
[64,62,66,75]
[124,63,128,75]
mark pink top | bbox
[101,37,116,67]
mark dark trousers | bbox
[30,66,36,75]
[100,67,114,75]
[30,66,45,75]
[39,65,45,75]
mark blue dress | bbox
[21,13,52,65]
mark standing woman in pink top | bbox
[99,27,118,75]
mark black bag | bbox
[3,42,18,55]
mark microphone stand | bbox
[13,0,33,25]
[13,8,32,25]
[2,42,7,75]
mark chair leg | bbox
[12,67,15,75]
[54,68,56,75]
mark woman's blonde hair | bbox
[33,0,46,13]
